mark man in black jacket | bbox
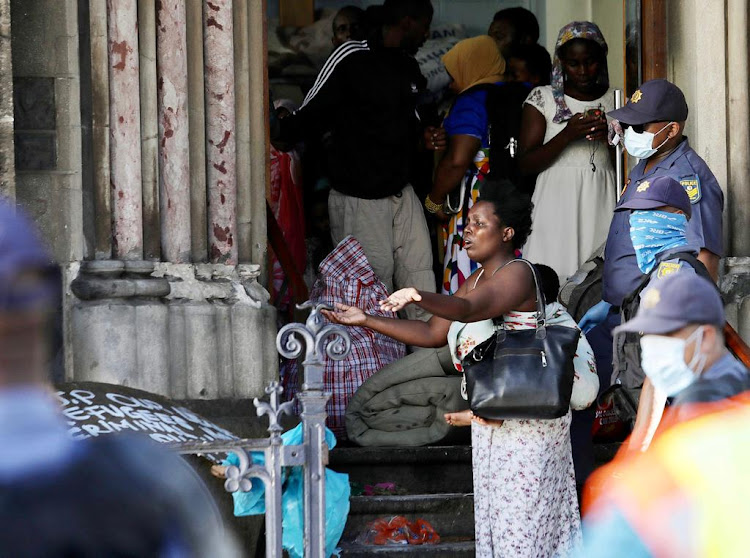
[275,0,435,320]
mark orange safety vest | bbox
[584,393,750,557]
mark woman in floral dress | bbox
[324,182,583,557]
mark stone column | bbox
[246,0,269,273]
[234,0,251,262]
[157,0,192,263]
[108,0,143,260]
[0,0,14,202]
[727,0,750,258]
[90,0,112,259]
[204,0,237,264]
[139,0,160,260]
[186,0,208,262]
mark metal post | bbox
[614,89,625,202]
[255,383,291,558]
[277,303,351,557]
[180,303,351,558]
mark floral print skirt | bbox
[471,411,581,557]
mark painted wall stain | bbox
[111,40,130,71]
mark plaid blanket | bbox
[282,236,406,438]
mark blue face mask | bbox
[629,210,688,274]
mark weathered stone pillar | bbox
[727,0,750,258]
[90,0,112,259]
[234,0,251,262]
[247,0,269,273]
[186,0,208,262]
[71,261,171,394]
[157,0,192,263]
[204,0,237,264]
[139,0,160,260]
[0,0,15,202]
[108,0,143,260]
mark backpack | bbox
[460,82,534,188]
[559,242,606,322]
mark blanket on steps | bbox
[345,346,470,447]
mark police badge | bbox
[680,175,702,204]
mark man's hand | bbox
[424,126,447,151]
[379,288,422,312]
[579,300,613,334]
[321,303,367,326]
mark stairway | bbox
[329,445,476,557]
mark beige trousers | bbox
[328,185,434,321]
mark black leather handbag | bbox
[462,259,581,420]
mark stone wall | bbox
[0,0,14,200]
[8,0,279,399]
[11,0,83,262]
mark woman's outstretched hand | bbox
[321,303,367,326]
[379,288,422,313]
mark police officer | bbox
[609,176,718,453]
[580,79,724,394]
[616,271,749,412]
[576,274,749,557]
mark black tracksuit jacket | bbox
[277,40,426,200]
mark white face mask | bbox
[640,327,707,396]
[623,122,673,159]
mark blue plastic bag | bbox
[224,424,350,557]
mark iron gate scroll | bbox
[173,302,351,557]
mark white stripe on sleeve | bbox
[299,40,370,109]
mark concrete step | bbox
[339,540,475,557]
[329,445,473,495]
[342,493,475,542]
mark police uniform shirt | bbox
[673,353,750,407]
[603,138,724,307]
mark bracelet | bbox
[424,195,442,214]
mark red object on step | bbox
[357,516,441,546]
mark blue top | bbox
[602,139,724,306]
[699,352,748,383]
[575,509,652,558]
[0,387,77,482]
[443,85,496,145]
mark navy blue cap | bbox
[615,272,724,335]
[607,79,689,125]
[615,175,692,219]
[0,200,57,310]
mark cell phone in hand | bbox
[583,107,605,120]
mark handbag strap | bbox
[492,259,548,340]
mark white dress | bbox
[522,86,616,281]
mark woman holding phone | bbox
[518,21,615,281]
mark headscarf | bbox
[551,21,609,123]
[441,35,506,94]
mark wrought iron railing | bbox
[172,302,350,557]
